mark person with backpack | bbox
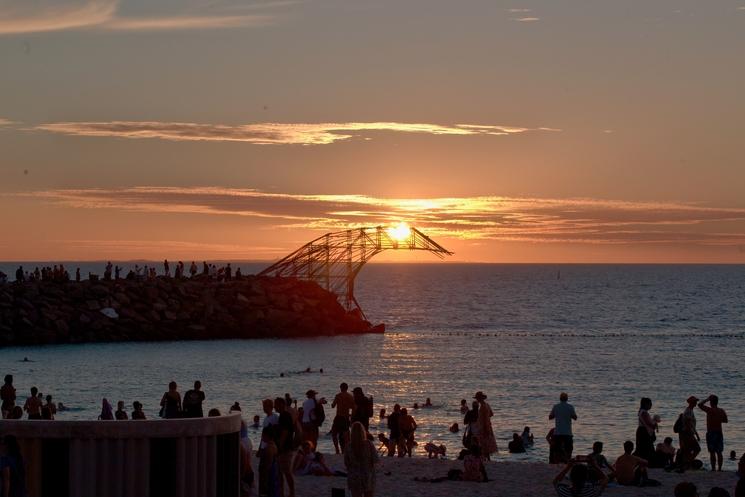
[182,381,206,418]
[301,390,325,446]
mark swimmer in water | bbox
[424,398,433,408]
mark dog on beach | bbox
[424,442,447,459]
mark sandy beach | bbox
[288,455,739,497]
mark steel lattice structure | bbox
[259,226,453,314]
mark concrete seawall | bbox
[0,413,243,497]
[0,276,380,345]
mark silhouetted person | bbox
[698,395,728,471]
[549,392,577,462]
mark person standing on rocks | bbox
[190,261,197,278]
[183,381,206,418]
[164,259,170,277]
[549,392,577,463]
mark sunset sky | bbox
[1,0,745,263]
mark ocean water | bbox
[1,263,744,466]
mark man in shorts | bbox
[698,394,728,471]
[331,382,354,454]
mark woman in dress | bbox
[474,391,498,459]
[634,397,657,461]
[344,421,378,497]
[160,381,182,419]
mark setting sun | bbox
[387,222,412,242]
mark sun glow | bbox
[387,222,412,241]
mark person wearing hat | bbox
[474,392,498,458]
[679,396,701,469]
[302,389,321,446]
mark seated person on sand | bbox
[651,437,677,468]
[508,433,526,453]
[553,457,607,497]
[292,441,336,476]
[424,442,447,459]
[613,441,659,487]
[521,426,534,446]
[587,442,615,482]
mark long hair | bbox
[350,421,367,459]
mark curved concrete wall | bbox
[0,413,242,497]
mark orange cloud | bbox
[18,187,745,246]
[0,0,274,35]
[33,121,559,145]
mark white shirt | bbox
[262,412,279,428]
[302,398,316,423]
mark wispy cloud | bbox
[511,17,540,22]
[0,0,117,35]
[0,0,273,35]
[18,187,745,246]
[33,121,559,145]
[0,118,15,126]
[507,8,532,13]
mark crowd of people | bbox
[1,372,743,497]
[1,260,244,284]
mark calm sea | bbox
[1,263,744,465]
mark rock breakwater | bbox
[0,277,380,346]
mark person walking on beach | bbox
[677,396,701,469]
[549,392,577,463]
[1,376,16,419]
[23,387,42,420]
[331,383,355,454]
[474,392,498,458]
[698,395,728,471]
[183,381,206,418]
[634,397,658,462]
[344,421,378,497]
[160,381,182,419]
[273,397,296,497]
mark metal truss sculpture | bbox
[259,226,453,315]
